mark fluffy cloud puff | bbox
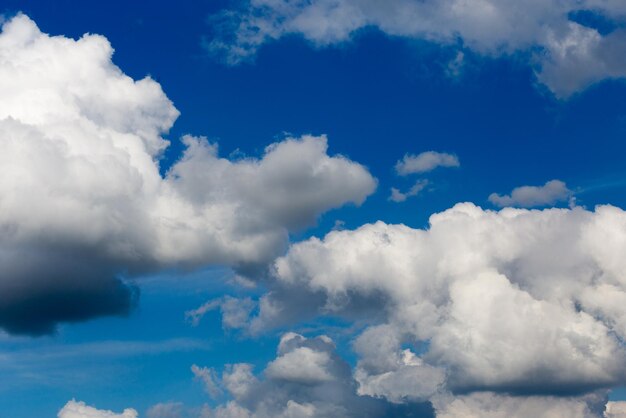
[208,0,626,96]
[58,400,137,418]
[194,333,435,418]
[239,203,626,402]
[0,15,376,335]
[488,179,573,208]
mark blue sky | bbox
[3,1,626,417]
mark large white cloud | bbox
[0,14,376,335]
[238,202,626,401]
[208,0,626,96]
[58,400,137,418]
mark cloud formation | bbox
[0,14,376,335]
[58,400,137,418]
[395,152,460,176]
[433,392,608,418]
[227,202,626,406]
[488,179,573,208]
[207,0,626,96]
[193,333,435,418]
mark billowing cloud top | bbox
[243,203,626,402]
[208,0,626,97]
[0,14,376,335]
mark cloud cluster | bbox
[208,0,626,96]
[192,333,435,418]
[58,400,137,418]
[489,179,573,208]
[221,202,626,409]
[0,14,376,335]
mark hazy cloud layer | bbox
[0,15,376,335]
[207,0,626,96]
[489,179,573,208]
[432,392,608,418]
[146,402,212,418]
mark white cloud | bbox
[489,179,573,207]
[58,400,137,418]
[353,325,445,403]
[208,0,626,96]
[389,179,429,203]
[253,203,626,400]
[395,152,460,175]
[0,14,376,335]
[265,346,334,384]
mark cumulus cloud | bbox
[236,203,626,403]
[207,0,626,96]
[488,179,573,208]
[58,400,137,418]
[353,324,445,403]
[193,333,435,418]
[395,152,460,176]
[389,180,429,203]
[0,15,376,335]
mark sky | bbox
[2,0,626,417]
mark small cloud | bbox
[395,152,460,176]
[389,180,429,203]
[446,51,465,78]
[489,179,573,208]
[186,296,255,329]
[332,220,346,231]
[58,400,137,418]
